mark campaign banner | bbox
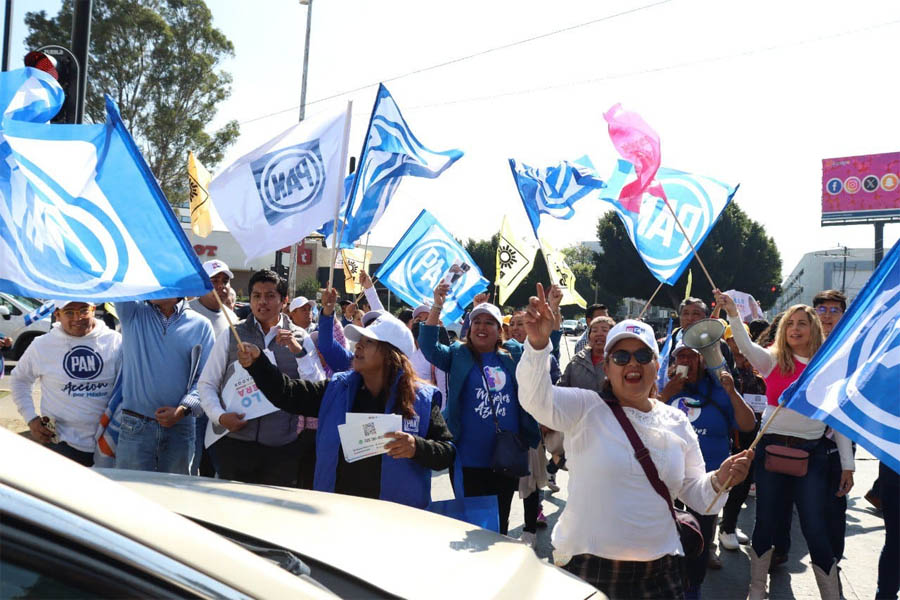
[822,152,900,224]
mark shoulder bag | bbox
[604,396,704,558]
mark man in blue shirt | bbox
[659,341,755,599]
[114,298,214,474]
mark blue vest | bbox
[314,370,435,508]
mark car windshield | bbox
[563,320,577,326]
[7,295,43,311]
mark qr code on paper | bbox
[363,422,376,437]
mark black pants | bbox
[462,467,517,535]
[48,441,93,467]
[721,427,758,533]
[210,435,302,486]
[684,507,716,592]
[295,429,317,490]
[523,490,540,533]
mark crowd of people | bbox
[8,260,897,600]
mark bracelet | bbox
[431,304,443,311]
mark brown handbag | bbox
[764,445,809,477]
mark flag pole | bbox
[638,282,665,319]
[328,100,353,288]
[211,286,244,349]
[705,403,785,511]
[660,197,717,289]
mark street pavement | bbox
[1,336,889,599]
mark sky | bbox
[6,0,900,282]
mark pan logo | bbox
[63,345,104,380]
[401,238,461,298]
[252,140,326,225]
[843,176,861,194]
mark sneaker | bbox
[536,510,548,527]
[520,531,537,548]
[546,475,560,494]
[735,529,750,544]
[718,531,740,551]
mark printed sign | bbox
[205,353,280,448]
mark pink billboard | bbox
[822,151,900,223]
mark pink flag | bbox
[603,103,667,213]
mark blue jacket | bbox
[315,370,436,508]
[316,313,353,373]
[417,325,540,449]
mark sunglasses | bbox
[610,348,654,366]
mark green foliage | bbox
[25,0,239,206]
[295,276,321,300]
[594,203,782,310]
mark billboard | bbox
[822,151,900,224]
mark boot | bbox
[747,548,772,600]
[812,562,840,600]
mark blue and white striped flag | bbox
[781,239,900,473]
[0,68,211,301]
[602,160,737,285]
[509,156,607,238]
[332,84,463,248]
[374,210,488,324]
[23,299,55,325]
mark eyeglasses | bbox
[815,306,843,315]
[60,307,94,318]
[610,348,655,366]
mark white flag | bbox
[725,289,764,322]
[210,106,351,261]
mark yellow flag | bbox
[540,238,587,308]
[496,216,539,305]
[341,248,372,295]
[684,268,693,300]
[188,151,212,238]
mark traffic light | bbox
[24,45,80,124]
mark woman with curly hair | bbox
[237,287,454,508]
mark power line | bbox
[238,0,673,125]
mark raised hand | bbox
[321,287,338,317]
[713,289,739,318]
[523,283,556,350]
[359,270,373,289]
[237,342,261,368]
[433,282,450,307]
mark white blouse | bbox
[516,339,724,562]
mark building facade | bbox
[774,247,875,313]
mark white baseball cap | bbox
[603,319,660,360]
[344,313,415,357]
[672,339,700,356]
[289,296,315,312]
[362,309,385,326]
[53,299,96,310]
[412,304,432,319]
[469,303,503,327]
[202,259,234,280]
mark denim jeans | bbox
[115,412,195,474]
[751,435,835,571]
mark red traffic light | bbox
[770,286,777,292]
[24,51,59,80]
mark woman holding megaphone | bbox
[714,290,854,600]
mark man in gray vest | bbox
[198,269,307,485]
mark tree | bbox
[25,0,240,206]
[594,203,782,310]
[561,245,621,315]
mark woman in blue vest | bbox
[237,289,454,509]
[418,282,541,535]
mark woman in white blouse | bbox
[516,285,752,599]
[715,290,853,600]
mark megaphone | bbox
[682,318,727,375]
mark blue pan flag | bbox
[0,68,211,301]
[781,238,900,474]
[334,84,463,248]
[375,210,488,324]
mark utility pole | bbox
[2,0,13,72]
[841,245,848,294]
[70,0,92,124]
